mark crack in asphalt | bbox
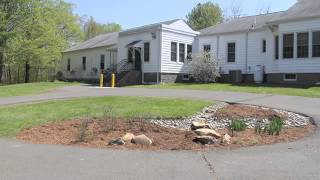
[201,153,215,176]
[231,94,274,104]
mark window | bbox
[67,58,71,71]
[275,36,279,60]
[128,47,133,62]
[283,34,294,59]
[262,39,266,53]
[182,74,190,81]
[171,42,177,62]
[187,44,192,61]
[82,57,86,71]
[144,42,150,62]
[179,43,185,62]
[283,73,297,81]
[203,45,211,52]
[297,32,309,58]
[227,43,236,62]
[100,55,105,70]
[313,31,320,57]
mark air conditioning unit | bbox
[229,70,242,83]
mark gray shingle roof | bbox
[270,0,320,23]
[64,32,118,53]
[200,12,284,36]
[200,0,320,36]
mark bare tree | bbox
[257,3,272,15]
[224,0,244,21]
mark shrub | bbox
[189,51,220,83]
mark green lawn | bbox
[132,83,320,98]
[0,96,212,137]
[0,81,79,97]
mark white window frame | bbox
[227,42,236,63]
[143,41,150,63]
[283,73,297,81]
[171,42,178,62]
[262,39,266,53]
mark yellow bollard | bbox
[111,73,115,88]
[100,73,104,88]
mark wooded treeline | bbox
[0,0,122,84]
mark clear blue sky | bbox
[66,0,297,29]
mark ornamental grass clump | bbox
[229,119,247,137]
[255,117,284,136]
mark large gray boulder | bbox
[108,138,125,146]
[193,136,216,145]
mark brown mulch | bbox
[16,118,316,151]
[215,104,287,120]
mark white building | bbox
[198,0,320,85]
[62,32,118,82]
[61,0,320,85]
[61,20,199,84]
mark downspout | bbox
[157,27,162,84]
[217,35,220,63]
[245,31,249,74]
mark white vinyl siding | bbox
[275,18,320,73]
[61,46,117,80]
[161,30,195,74]
[117,30,161,73]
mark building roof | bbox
[120,19,180,35]
[200,12,284,36]
[200,0,320,36]
[64,19,182,53]
[64,32,118,53]
[270,0,320,23]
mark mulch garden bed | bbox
[17,118,316,151]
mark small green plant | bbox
[229,119,247,137]
[266,117,284,136]
[102,105,116,133]
[255,122,264,135]
[255,117,284,136]
[138,113,151,132]
[75,119,90,143]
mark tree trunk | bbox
[25,62,30,83]
[0,51,4,83]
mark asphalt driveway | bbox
[0,85,319,180]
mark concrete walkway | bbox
[0,85,319,180]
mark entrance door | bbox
[134,48,141,71]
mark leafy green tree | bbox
[0,0,32,82]
[2,0,83,83]
[83,16,122,40]
[186,2,223,31]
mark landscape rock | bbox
[150,103,310,130]
[194,128,221,138]
[108,138,125,146]
[191,121,210,130]
[222,134,232,145]
[132,134,153,146]
[193,136,216,145]
[122,133,135,142]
